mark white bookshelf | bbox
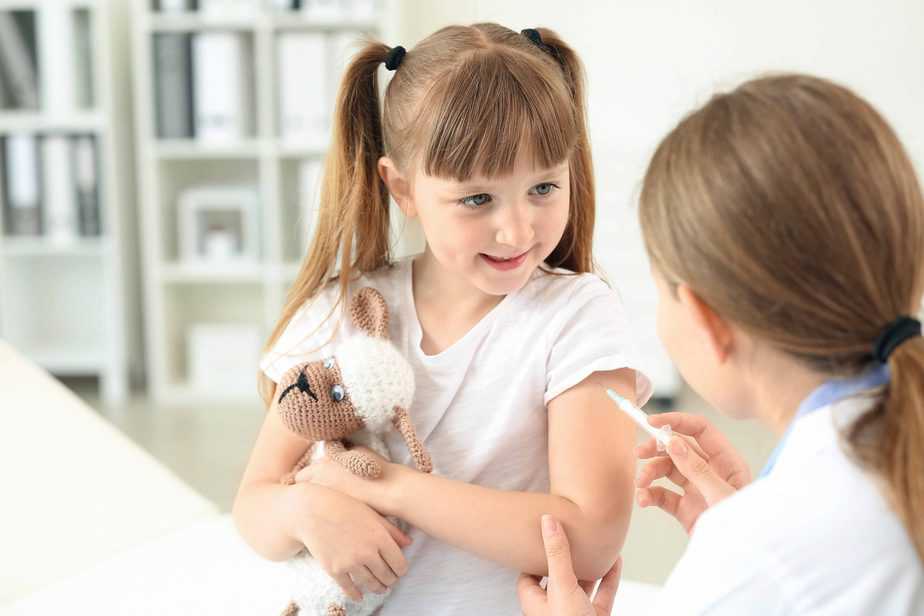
[133,0,400,404]
[0,0,140,403]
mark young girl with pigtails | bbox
[233,23,649,615]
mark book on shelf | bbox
[277,31,328,147]
[73,135,101,236]
[154,33,195,139]
[2,134,41,236]
[42,135,79,243]
[157,0,199,12]
[0,11,39,110]
[2,134,102,240]
[39,4,77,114]
[192,32,254,142]
[73,9,96,110]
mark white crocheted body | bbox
[336,335,415,434]
[289,431,406,615]
[287,554,389,616]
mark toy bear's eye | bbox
[323,357,335,369]
[330,384,345,402]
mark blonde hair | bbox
[639,74,924,560]
[258,24,597,407]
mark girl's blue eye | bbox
[459,193,491,209]
[530,183,558,197]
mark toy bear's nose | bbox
[279,369,317,404]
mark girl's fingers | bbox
[378,539,409,579]
[351,566,387,595]
[367,554,399,588]
[592,557,622,615]
[333,573,362,602]
[383,519,412,548]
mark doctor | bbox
[518,74,924,615]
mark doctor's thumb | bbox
[668,437,736,506]
[540,515,580,592]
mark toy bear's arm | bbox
[280,441,318,485]
[392,406,432,473]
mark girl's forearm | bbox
[231,480,311,562]
[375,464,630,581]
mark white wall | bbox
[396,0,924,396]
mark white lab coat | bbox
[654,395,924,615]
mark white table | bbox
[0,340,219,605]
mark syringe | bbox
[605,388,673,451]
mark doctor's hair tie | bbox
[521,28,562,64]
[872,315,922,363]
[384,45,406,71]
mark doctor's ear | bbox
[676,284,735,364]
[378,156,416,218]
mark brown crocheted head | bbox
[276,287,390,441]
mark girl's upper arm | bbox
[238,381,313,488]
[546,368,638,522]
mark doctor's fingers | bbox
[649,413,737,458]
[635,432,707,460]
[636,456,689,489]
[665,437,737,506]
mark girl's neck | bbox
[412,248,504,318]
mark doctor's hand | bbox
[635,412,751,534]
[517,515,622,616]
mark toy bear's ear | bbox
[350,287,389,339]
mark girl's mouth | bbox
[480,249,530,271]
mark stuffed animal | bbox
[275,286,432,616]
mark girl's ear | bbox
[350,287,389,339]
[378,156,417,218]
[676,284,734,364]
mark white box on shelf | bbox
[186,323,261,396]
[192,32,254,142]
[39,4,77,114]
[276,32,328,148]
[179,185,259,264]
[199,0,261,18]
[301,0,344,22]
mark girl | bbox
[233,23,649,615]
[519,73,924,615]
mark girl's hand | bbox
[289,483,412,601]
[635,412,751,534]
[517,515,622,616]
[295,445,391,508]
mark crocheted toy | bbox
[276,286,432,616]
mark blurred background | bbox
[2,0,922,596]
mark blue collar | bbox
[758,364,890,478]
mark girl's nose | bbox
[494,200,535,248]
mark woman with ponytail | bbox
[521,74,923,615]
[233,23,649,615]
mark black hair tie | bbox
[873,315,922,363]
[521,28,562,65]
[384,46,406,71]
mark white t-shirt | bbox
[260,256,651,616]
[657,395,924,615]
